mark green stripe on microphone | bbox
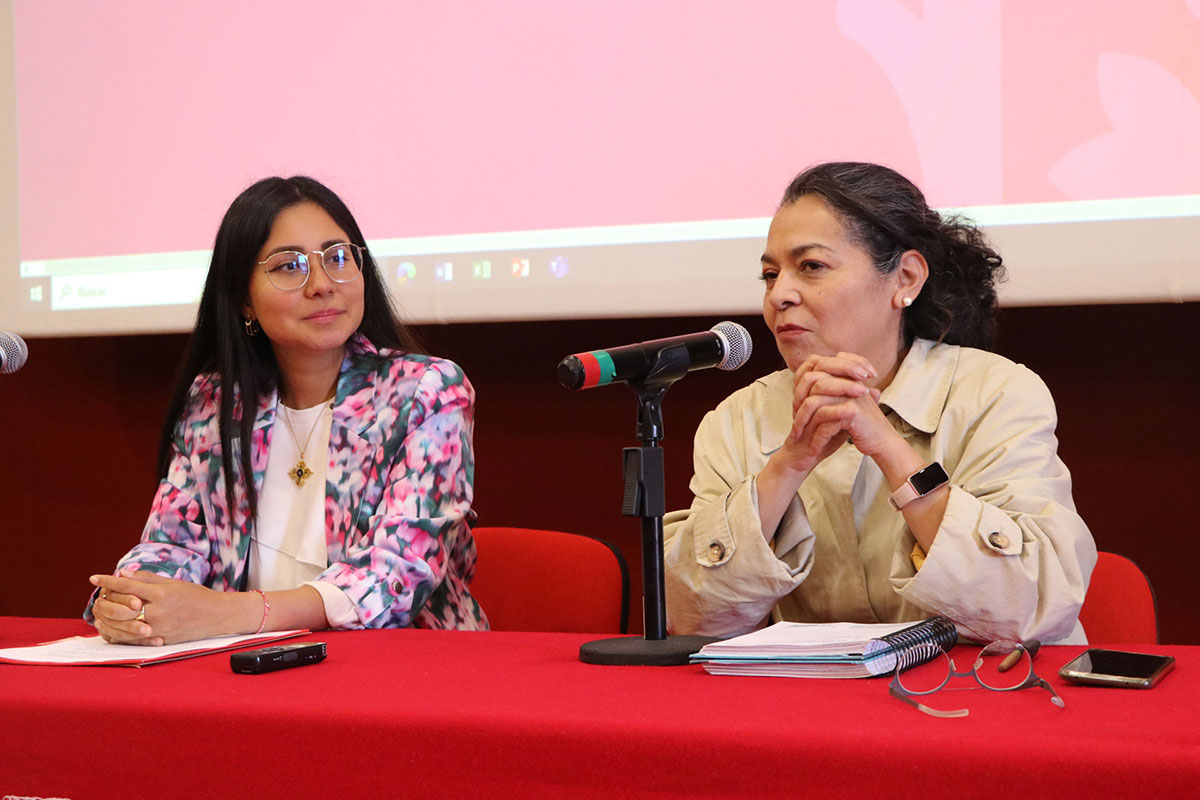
[592,350,616,386]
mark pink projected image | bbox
[6,0,1199,335]
[836,0,1002,208]
[18,0,915,260]
[14,1,1197,265]
[1050,53,1200,200]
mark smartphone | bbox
[1059,648,1175,688]
[231,642,327,674]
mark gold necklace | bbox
[279,403,325,487]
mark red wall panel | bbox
[2,305,1196,643]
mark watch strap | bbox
[889,462,949,510]
[888,481,921,511]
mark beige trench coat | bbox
[664,339,1096,644]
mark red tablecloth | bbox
[1,617,1197,799]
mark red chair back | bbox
[470,526,629,634]
[1079,551,1157,644]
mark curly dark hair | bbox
[780,162,1006,350]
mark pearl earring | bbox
[901,297,913,307]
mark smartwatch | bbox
[888,462,949,510]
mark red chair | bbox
[470,526,630,634]
[1078,551,1157,644]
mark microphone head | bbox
[556,354,587,390]
[709,321,752,371]
[0,331,28,374]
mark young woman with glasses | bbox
[85,176,487,644]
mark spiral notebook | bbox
[690,616,958,678]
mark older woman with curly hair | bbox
[664,162,1096,644]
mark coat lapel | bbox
[212,391,276,591]
[325,344,382,558]
[756,369,795,456]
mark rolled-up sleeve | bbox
[664,402,811,638]
[83,390,217,623]
[892,366,1096,643]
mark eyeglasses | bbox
[889,640,1065,718]
[256,243,366,290]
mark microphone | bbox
[0,331,28,375]
[557,321,752,390]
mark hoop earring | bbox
[244,317,259,336]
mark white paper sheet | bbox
[0,629,307,667]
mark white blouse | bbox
[248,398,357,628]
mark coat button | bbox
[988,532,1010,549]
[708,542,726,562]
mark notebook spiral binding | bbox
[871,616,959,672]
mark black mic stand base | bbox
[579,634,718,666]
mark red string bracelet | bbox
[253,589,270,634]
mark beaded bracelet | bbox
[253,589,270,634]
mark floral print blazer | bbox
[85,334,487,630]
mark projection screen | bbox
[2,0,1198,338]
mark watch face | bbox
[909,462,949,495]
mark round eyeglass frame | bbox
[888,640,1065,718]
[256,243,366,290]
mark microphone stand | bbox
[579,344,718,665]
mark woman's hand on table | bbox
[90,569,236,646]
[90,570,159,645]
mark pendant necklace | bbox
[279,403,325,487]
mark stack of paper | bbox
[691,618,956,678]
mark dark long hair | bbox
[780,162,1005,349]
[156,176,421,524]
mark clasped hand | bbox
[90,569,221,646]
[776,352,899,474]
